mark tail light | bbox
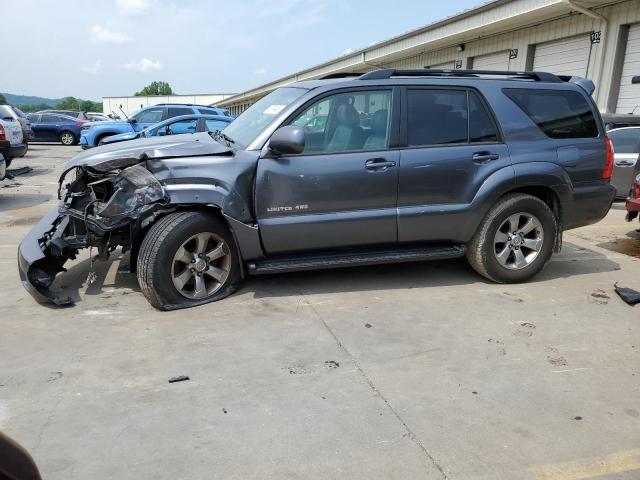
[0,124,5,141]
[603,136,614,180]
[76,121,85,128]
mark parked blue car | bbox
[80,103,231,148]
[99,114,234,146]
[27,113,85,145]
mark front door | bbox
[397,87,511,242]
[256,88,400,255]
[132,107,165,132]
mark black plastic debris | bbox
[168,375,190,383]
[614,283,640,306]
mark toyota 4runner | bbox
[18,69,616,310]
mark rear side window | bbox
[469,91,498,143]
[167,107,194,117]
[42,114,61,123]
[198,108,219,115]
[407,89,468,146]
[608,128,640,154]
[504,88,598,139]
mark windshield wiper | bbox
[211,130,236,147]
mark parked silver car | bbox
[608,127,640,198]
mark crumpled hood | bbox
[61,132,233,176]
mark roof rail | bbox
[319,72,367,80]
[358,68,562,83]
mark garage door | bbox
[427,60,457,69]
[616,24,640,113]
[472,51,511,70]
[533,35,591,77]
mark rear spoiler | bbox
[558,75,596,96]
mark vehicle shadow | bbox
[44,241,620,307]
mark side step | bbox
[247,245,465,275]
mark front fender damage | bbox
[17,163,167,306]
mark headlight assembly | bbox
[94,164,165,220]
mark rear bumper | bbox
[0,141,28,159]
[18,209,74,306]
[561,182,616,230]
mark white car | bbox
[608,127,640,198]
[0,105,27,168]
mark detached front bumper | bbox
[17,208,74,306]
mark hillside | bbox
[1,93,61,107]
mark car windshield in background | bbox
[222,87,307,148]
[608,128,640,154]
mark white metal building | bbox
[218,0,640,116]
[102,93,237,117]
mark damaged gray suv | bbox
[18,69,616,310]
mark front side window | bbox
[222,87,308,148]
[134,108,164,124]
[407,89,468,146]
[608,128,640,154]
[288,89,392,153]
[504,88,598,139]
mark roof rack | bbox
[357,68,562,83]
[318,72,368,80]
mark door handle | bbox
[365,158,396,171]
[472,152,500,163]
[615,160,634,167]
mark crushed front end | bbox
[18,162,166,305]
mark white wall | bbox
[102,94,236,116]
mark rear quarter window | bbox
[503,88,598,139]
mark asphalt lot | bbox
[1,144,639,480]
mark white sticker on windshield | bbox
[263,104,286,115]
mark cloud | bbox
[342,48,354,55]
[81,59,103,75]
[253,68,267,75]
[90,25,130,44]
[116,0,151,15]
[122,58,163,72]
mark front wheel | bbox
[466,193,556,283]
[137,211,241,310]
[59,131,76,145]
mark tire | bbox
[5,157,12,168]
[59,131,76,146]
[137,211,241,310]
[95,134,113,146]
[20,143,27,157]
[466,193,556,283]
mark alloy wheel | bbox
[493,212,544,270]
[171,232,231,299]
[60,133,75,145]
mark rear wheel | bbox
[466,193,556,283]
[59,131,76,145]
[137,211,241,310]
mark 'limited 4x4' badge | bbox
[267,204,309,213]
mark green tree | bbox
[0,93,6,104]
[135,81,174,96]
[17,103,51,113]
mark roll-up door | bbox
[471,51,511,70]
[616,24,640,114]
[533,35,591,77]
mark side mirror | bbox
[632,76,640,84]
[269,126,305,156]
[129,118,137,124]
[157,127,167,136]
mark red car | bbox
[626,174,640,223]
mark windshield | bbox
[222,87,307,148]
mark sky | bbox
[1,0,484,101]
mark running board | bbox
[247,245,465,275]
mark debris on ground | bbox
[6,166,33,177]
[590,289,610,305]
[364,323,372,328]
[324,360,339,369]
[614,283,640,306]
[168,375,190,383]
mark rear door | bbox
[256,87,400,254]
[38,114,61,141]
[397,87,511,242]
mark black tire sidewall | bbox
[481,197,555,283]
[145,214,240,309]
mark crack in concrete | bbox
[300,293,449,480]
